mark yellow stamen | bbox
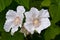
[14,17,20,25]
[33,19,39,26]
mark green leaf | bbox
[1,32,24,40]
[44,25,60,40]
[41,0,51,7]
[49,0,60,23]
[0,11,5,31]
[30,0,43,9]
[44,0,60,40]
[15,0,29,9]
[0,0,12,12]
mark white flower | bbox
[24,7,51,34]
[4,6,25,35]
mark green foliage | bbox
[44,0,60,40]
[41,0,51,7]
[0,0,12,12]
[15,0,29,9]
[0,0,60,40]
[30,0,43,9]
[1,31,24,40]
[49,0,60,23]
[44,25,60,40]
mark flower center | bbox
[13,17,20,26]
[33,19,40,27]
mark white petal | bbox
[11,26,18,35]
[30,7,39,17]
[35,28,41,34]
[25,12,33,22]
[19,24,22,28]
[40,18,51,30]
[6,10,16,19]
[39,9,50,17]
[24,23,34,34]
[25,12,37,23]
[16,13,24,26]
[35,18,51,34]
[25,7,39,22]
[4,19,13,32]
[30,7,39,15]
[16,6,24,26]
[15,13,24,27]
[17,6,25,13]
[41,18,51,29]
